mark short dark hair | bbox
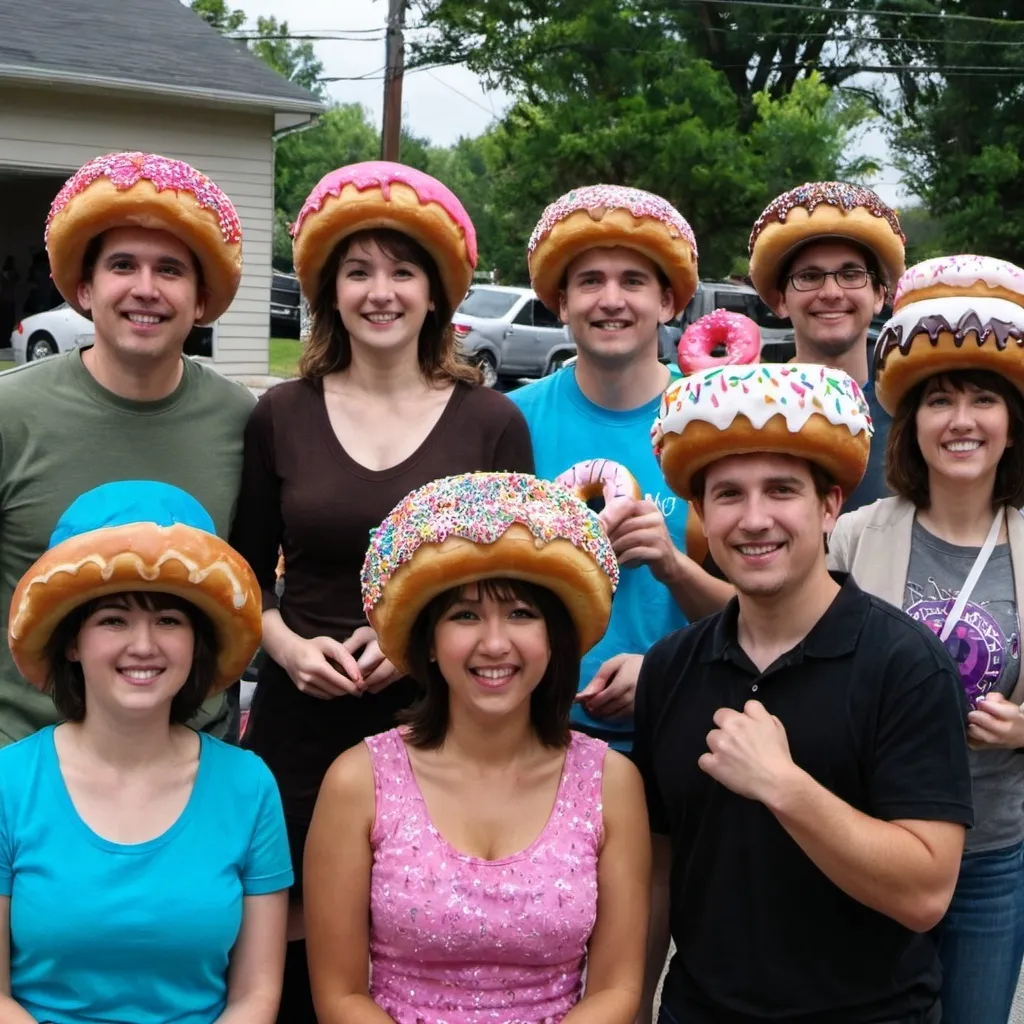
[402,578,580,749]
[886,368,1024,509]
[691,457,838,505]
[43,591,219,724]
[81,231,205,288]
[558,258,671,295]
[299,227,480,385]
[777,240,887,297]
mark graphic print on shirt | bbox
[905,576,1021,707]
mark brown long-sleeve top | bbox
[229,378,535,822]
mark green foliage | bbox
[248,16,325,99]
[187,0,245,33]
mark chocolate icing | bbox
[874,309,1024,374]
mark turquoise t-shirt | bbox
[0,727,293,1024]
[509,367,689,748]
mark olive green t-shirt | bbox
[0,349,255,744]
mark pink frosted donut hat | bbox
[528,184,699,317]
[46,152,243,325]
[291,161,478,310]
[748,181,906,312]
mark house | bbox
[0,0,325,374]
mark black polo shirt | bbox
[633,574,973,1024]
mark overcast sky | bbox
[235,0,908,206]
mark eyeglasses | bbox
[787,268,875,292]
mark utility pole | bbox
[381,0,407,161]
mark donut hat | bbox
[652,363,873,500]
[873,254,1024,416]
[46,152,243,325]
[291,160,477,310]
[8,481,262,695]
[360,472,620,676]
[748,182,906,312]
[528,184,699,317]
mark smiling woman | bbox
[0,480,291,1024]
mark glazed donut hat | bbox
[291,161,477,310]
[748,182,906,312]
[873,254,1024,416]
[8,481,262,696]
[46,152,243,325]
[360,472,620,677]
[652,363,873,501]
[528,184,699,317]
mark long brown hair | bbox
[298,228,480,385]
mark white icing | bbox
[651,363,872,451]
[895,255,1024,307]
[880,295,1024,344]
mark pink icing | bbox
[528,184,697,258]
[555,459,637,503]
[291,160,478,266]
[46,152,241,246]
[894,254,1024,307]
[677,309,761,374]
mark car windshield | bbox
[457,288,520,319]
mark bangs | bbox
[343,228,433,273]
[923,368,1012,398]
[76,591,197,618]
[433,577,542,617]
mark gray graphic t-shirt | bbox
[906,520,1023,852]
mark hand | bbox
[342,626,404,693]
[575,653,642,720]
[967,692,1024,749]
[698,700,797,803]
[600,498,683,582]
[282,635,364,700]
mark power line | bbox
[680,0,1024,28]
[423,69,499,116]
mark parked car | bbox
[271,271,301,339]
[452,285,575,387]
[681,281,795,361]
[9,303,93,363]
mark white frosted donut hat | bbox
[873,254,1024,415]
[528,184,698,316]
[46,152,243,325]
[748,181,906,312]
[652,363,873,500]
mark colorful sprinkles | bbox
[748,181,905,254]
[894,254,1024,308]
[528,184,697,258]
[46,152,242,246]
[360,472,619,613]
[651,363,873,457]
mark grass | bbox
[269,337,302,379]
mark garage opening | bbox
[0,166,213,362]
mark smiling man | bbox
[748,182,908,511]
[634,363,973,1024]
[0,152,255,746]
[510,185,732,751]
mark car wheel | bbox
[27,333,57,361]
[476,352,499,388]
[547,352,572,375]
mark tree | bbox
[188,0,245,33]
[248,16,326,99]
[877,0,1024,260]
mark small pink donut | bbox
[676,309,761,375]
[555,459,642,507]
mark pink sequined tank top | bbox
[364,728,607,1024]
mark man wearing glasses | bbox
[748,183,907,511]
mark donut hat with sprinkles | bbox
[46,152,243,325]
[361,472,620,675]
[747,181,906,312]
[528,184,699,317]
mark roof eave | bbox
[0,64,326,115]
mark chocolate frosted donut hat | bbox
[528,184,699,317]
[652,363,873,500]
[292,160,478,310]
[748,182,906,311]
[873,255,1024,416]
[46,152,243,325]
[360,472,620,675]
[8,481,262,695]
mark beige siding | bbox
[0,85,276,374]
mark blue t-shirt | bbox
[846,379,892,513]
[0,727,293,1024]
[509,368,689,747]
